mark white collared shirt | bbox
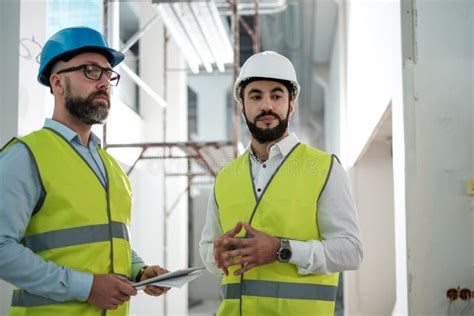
[199,133,363,275]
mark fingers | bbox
[109,298,122,309]
[106,296,126,310]
[223,237,251,248]
[222,246,252,260]
[138,266,172,297]
[224,221,243,237]
[215,252,229,276]
[144,285,170,296]
[224,255,251,267]
[233,262,257,276]
[213,243,226,267]
[243,222,258,236]
[222,246,255,268]
[117,280,138,296]
[111,274,133,284]
[213,221,248,276]
[149,266,169,276]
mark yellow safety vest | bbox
[2,128,132,316]
[214,143,339,316]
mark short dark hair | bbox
[239,77,297,100]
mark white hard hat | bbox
[233,51,300,102]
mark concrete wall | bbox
[339,0,473,315]
[345,111,396,316]
[402,0,474,314]
[0,0,20,146]
[0,2,20,314]
[338,0,407,315]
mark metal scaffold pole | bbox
[231,0,240,158]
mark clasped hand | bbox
[213,222,280,276]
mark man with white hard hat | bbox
[200,51,363,315]
[0,26,169,315]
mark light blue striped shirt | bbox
[0,119,145,303]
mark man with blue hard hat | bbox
[0,26,168,315]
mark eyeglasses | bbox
[55,64,121,86]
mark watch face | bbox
[279,248,292,260]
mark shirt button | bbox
[262,164,266,168]
[257,188,262,192]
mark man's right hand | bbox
[88,274,138,310]
[213,221,243,276]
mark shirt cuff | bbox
[204,244,224,276]
[132,263,148,282]
[68,270,94,302]
[288,240,324,275]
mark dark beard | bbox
[244,106,290,144]
[64,82,109,125]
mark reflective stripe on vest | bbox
[222,280,338,301]
[11,291,59,307]
[215,143,338,316]
[22,221,129,253]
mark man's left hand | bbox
[221,223,280,276]
[139,265,171,296]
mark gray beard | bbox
[64,83,109,125]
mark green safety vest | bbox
[2,128,132,316]
[214,143,339,316]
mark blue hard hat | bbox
[37,26,125,86]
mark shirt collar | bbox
[43,118,102,147]
[248,133,299,160]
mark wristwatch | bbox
[135,265,148,282]
[277,239,292,263]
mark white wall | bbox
[18,1,51,137]
[402,0,474,314]
[345,0,401,167]
[187,73,232,141]
[0,2,20,313]
[340,1,473,315]
[325,19,342,158]
[341,1,408,314]
[0,0,20,146]
[345,111,396,316]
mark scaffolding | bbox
[102,0,262,186]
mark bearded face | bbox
[241,80,294,144]
[64,77,110,125]
[244,108,290,144]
